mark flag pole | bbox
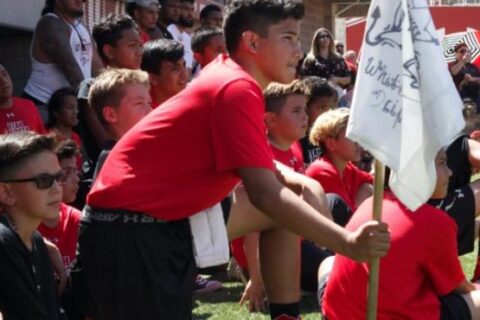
[367,159,385,320]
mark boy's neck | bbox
[326,151,348,177]
[0,97,13,109]
[52,124,73,137]
[5,211,40,250]
[268,135,293,151]
[151,87,171,107]
[230,54,270,90]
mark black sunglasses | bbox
[2,171,65,190]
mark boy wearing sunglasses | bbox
[0,132,63,320]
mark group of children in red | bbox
[2,0,480,319]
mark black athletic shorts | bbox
[430,185,475,255]
[70,206,196,320]
[317,273,472,320]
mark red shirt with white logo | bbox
[0,97,46,134]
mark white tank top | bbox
[24,13,92,104]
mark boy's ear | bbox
[103,44,115,60]
[241,31,259,54]
[0,183,16,207]
[264,112,276,128]
[102,106,118,124]
[324,136,336,152]
[193,52,203,66]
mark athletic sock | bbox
[269,302,300,320]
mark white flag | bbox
[346,0,465,210]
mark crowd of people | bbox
[1,0,480,319]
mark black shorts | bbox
[70,206,196,320]
[317,273,472,320]
[432,186,475,255]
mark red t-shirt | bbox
[290,141,305,171]
[322,193,465,320]
[0,97,46,134]
[87,55,274,220]
[305,154,372,211]
[270,143,305,174]
[37,203,81,274]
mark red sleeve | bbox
[306,161,340,193]
[350,163,373,185]
[423,214,465,296]
[211,79,274,173]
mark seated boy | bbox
[38,140,81,274]
[140,39,189,107]
[306,108,373,226]
[191,27,226,76]
[235,80,335,311]
[298,76,336,166]
[89,68,152,177]
[0,132,63,319]
[319,150,480,320]
[79,13,144,165]
[92,14,144,70]
[0,63,46,134]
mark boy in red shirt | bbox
[306,108,373,226]
[38,140,81,275]
[0,63,46,134]
[319,150,480,320]
[125,0,160,44]
[236,80,335,312]
[73,1,390,319]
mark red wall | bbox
[346,6,480,54]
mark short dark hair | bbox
[0,132,55,181]
[141,39,184,75]
[191,27,223,53]
[54,139,79,162]
[223,0,304,54]
[93,14,139,62]
[46,87,77,129]
[454,42,468,53]
[200,4,222,21]
[264,79,307,113]
[302,76,336,107]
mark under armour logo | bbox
[6,112,14,118]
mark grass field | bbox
[193,245,478,319]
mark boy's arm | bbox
[355,182,373,209]
[239,232,267,312]
[238,167,390,262]
[453,279,476,294]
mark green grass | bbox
[193,244,478,319]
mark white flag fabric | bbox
[346,0,465,210]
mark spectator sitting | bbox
[319,151,480,320]
[191,27,225,77]
[125,0,160,44]
[299,76,337,166]
[92,14,143,70]
[0,62,46,134]
[89,68,152,179]
[301,28,351,95]
[199,4,223,28]
[141,39,188,107]
[46,88,81,148]
[0,132,63,319]
[306,108,373,226]
[38,140,81,275]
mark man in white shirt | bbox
[167,0,195,75]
